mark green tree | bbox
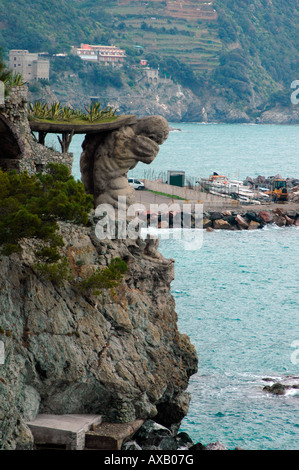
[0,163,93,256]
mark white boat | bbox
[200,174,269,202]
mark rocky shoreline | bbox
[121,419,237,451]
[122,420,225,451]
[144,207,299,231]
[202,207,299,231]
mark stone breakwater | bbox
[202,207,299,231]
[146,207,299,231]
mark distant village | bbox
[8,44,160,84]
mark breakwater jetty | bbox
[201,207,299,231]
[144,207,299,231]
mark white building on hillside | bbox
[9,50,50,81]
[71,44,125,66]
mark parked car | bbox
[128,178,145,190]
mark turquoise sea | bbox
[47,123,299,450]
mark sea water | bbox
[159,226,299,450]
[47,123,299,450]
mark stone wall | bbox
[0,86,73,174]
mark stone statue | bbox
[80,115,169,209]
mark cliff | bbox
[28,78,299,125]
[0,91,198,450]
[0,220,198,450]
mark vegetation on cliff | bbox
[0,163,129,291]
[0,163,93,256]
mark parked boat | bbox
[200,173,269,204]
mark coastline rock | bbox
[273,215,286,227]
[176,432,194,449]
[248,220,260,230]
[263,383,287,395]
[213,219,232,230]
[245,211,261,223]
[133,420,171,448]
[189,442,206,450]
[205,441,227,450]
[209,211,223,221]
[202,218,212,229]
[284,215,294,226]
[259,210,274,224]
[259,105,299,125]
[262,377,299,396]
[0,220,198,449]
[235,214,249,229]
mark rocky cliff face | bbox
[0,219,198,449]
[29,79,299,124]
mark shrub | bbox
[78,258,128,295]
[34,258,72,286]
[0,164,93,257]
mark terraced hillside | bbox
[93,0,221,72]
[1,0,298,117]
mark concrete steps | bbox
[27,414,102,450]
[85,420,144,450]
[26,414,144,450]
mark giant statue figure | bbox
[80,116,169,209]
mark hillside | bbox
[1,0,299,121]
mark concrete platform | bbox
[26,414,102,450]
[85,420,144,450]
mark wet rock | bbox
[156,392,191,429]
[159,436,178,450]
[205,441,227,450]
[284,215,294,226]
[235,214,249,229]
[206,226,214,232]
[176,432,194,449]
[248,220,260,230]
[202,218,212,229]
[209,211,223,221]
[213,219,232,230]
[286,210,296,218]
[134,420,171,448]
[245,211,258,221]
[273,208,285,216]
[273,215,286,227]
[122,440,142,451]
[263,382,286,395]
[223,215,237,225]
[189,442,206,450]
[259,211,274,224]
